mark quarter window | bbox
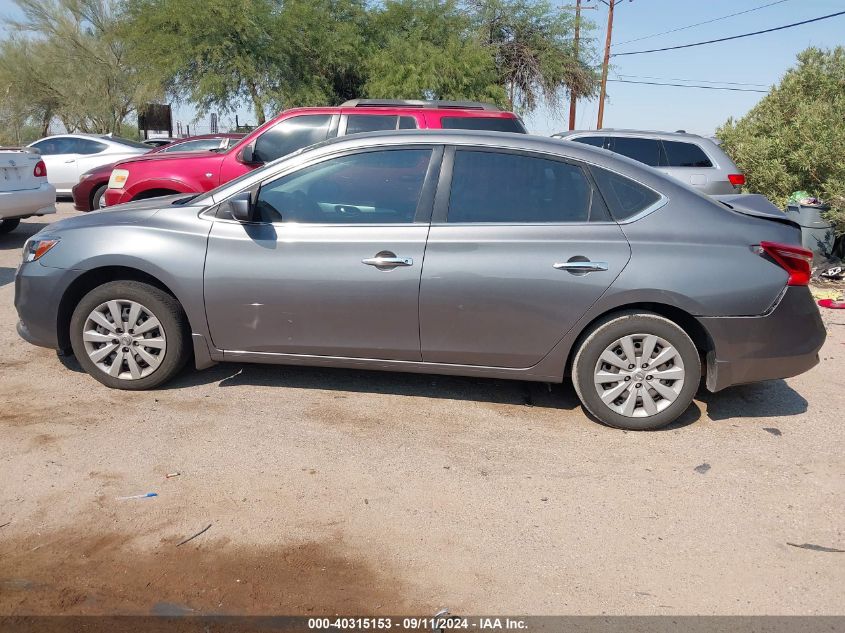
[591,166,661,221]
[440,117,527,133]
[74,139,108,155]
[253,115,333,163]
[346,115,402,135]
[255,149,432,224]
[447,150,604,223]
[662,140,713,167]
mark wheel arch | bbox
[56,266,186,353]
[563,302,714,378]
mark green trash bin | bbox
[784,202,835,264]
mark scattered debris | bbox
[786,542,845,553]
[0,521,10,529]
[763,427,782,437]
[165,472,181,479]
[176,523,212,547]
[818,298,845,309]
[116,492,158,500]
[694,463,711,474]
[540,497,548,502]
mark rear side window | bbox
[440,117,527,133]
[447,150,607,223]
[253,114,333,163]
[74,139,108,154]
[572,136,606,148]
[662,140,713,167]
[608,137,662,167]
[346,115,400,135]
[591,166,661,221]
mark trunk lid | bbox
[0,149,42,193]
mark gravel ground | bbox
[0,202,843,616]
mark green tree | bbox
[718,46,845,233]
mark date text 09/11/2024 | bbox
[307,617,528,630]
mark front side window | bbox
[591,166,661,221]
[440,117,527,133]
[255,149,432,224]
[662,140,713,167]
[447,150,603,223]
[31,137,75,155]
[608,137,662,167]
[253,115,333,163]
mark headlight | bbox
[22,237,60,263]
[108,168,129,189]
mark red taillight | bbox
[728,173,745,186]
[758,241,813,286]
[33,160,47,178]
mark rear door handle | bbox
[362,256,413,268]
[553,261,608,273]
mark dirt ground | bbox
[0,203,843,616]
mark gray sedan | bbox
[14,131,825,430]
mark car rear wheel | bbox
[572,312,700,430]
[91,184,107,210]
[0,218,21,234]
[69,281,190,390]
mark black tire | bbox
[0,218,21,234]
[90,184,108,211]
[69,280,190,390]
[571,312,701,430]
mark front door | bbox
[419,148,631,368]
[204,146,440,360]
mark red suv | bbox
[104,100,526,206]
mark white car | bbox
[27,134,149,195]
[0,148,55,234]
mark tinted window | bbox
[572,136,606,148]
[346,115,399,135]
[109,137,153,149]
[662,140,713,167]
[398,116,418,129]
[31,138,76,155]
[161,138,222,153]
[74,139,108,154]
[255,149,432,224]
[591,166,661,221]
[608,137,662,167]
[448,150,602,223]
[253,115,332,163]
[440,117,527,133]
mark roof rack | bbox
[340,99,501,112]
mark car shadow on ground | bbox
[0,267,15,288]
[0,221,47,251]
[696,379,808,420]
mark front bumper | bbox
[15,262,82,350]
[700,286,826,392]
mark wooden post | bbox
[568,0,582,130]
[596,0,615,129]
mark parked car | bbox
[0,148,55,234]
[103,100,526,206]
[72,134,247,212]
[553,129,744,195]
[27,134,150,195]
[15,130,824,430]
[141,137,177,148]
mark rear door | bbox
[419,147,631,368]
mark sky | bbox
[1,0,844,137]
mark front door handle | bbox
[553,260,609,273]
[362,255,413,268]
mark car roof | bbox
[554,129,711,142]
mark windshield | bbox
[109,137,154,150]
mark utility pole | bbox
[596,0,615,129]
[568,0,582,130]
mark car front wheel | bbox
[0,218,21,234]
[69,280,190,389]
[572,312,701,430]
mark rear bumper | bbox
[700,286,826,392]
[0,183,56,219]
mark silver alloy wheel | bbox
[592,333,685,418]
[82,299,166,380]
[95,189,106,210]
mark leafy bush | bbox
[717,47,845,233]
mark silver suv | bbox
[553,129,743,195]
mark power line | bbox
[614,0,791,47]
[615,73,770,88]
[612,9,845,57]
[608,79,768,93]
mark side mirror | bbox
[222,191,255,222]
[238,142,261,165]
